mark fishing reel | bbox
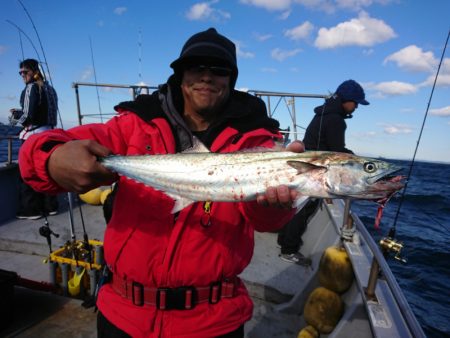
[61,239,92,263]
[39,220,60,253]
[379,237,407,263]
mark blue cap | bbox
[335,80,369,105]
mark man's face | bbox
[19,67,35,84]
[181,62,231,119]
[342,101,358,115]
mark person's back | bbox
[303,79,369,153]
[303,95,352,152]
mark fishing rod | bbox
[390,29,450,236]
[5,19,42,62]
[138,27,143,84]
[89,36,104,123]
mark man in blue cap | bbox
[303,79,369,154]
[278,79,369,264]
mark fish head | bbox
[324,154,405,201]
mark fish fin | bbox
[293,196,310,212]
[183,136,210,154]
[165,192,196,213]
[287,161,326,174]
[171,197,196,213]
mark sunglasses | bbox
[19,70,31,76]
[186,65,232,77]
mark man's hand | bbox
[256,140,305,208]
[48,140,117,193]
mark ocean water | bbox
[353,159,450,338]
[0,125,21,163]
[1,126,449,337]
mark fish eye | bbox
[364,162,377,173]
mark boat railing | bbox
[0,134,19,166]
[248,90,329,141]
[72,82,158,126]
[72,83,329,140]
[341,200,426,338]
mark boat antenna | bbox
[89,36,103,123]
[390,29,450,237]
[16,0,64,129]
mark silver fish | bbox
[100,139,404,213]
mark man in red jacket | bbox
[19,28,303,337]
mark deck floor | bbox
[0,197,310,337]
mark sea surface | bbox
[1,125,449,337]
[353,159,450,338]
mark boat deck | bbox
[0,194,310,337]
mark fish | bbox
[99,139,404,213]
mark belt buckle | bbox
[156,286,197,310]
[131,281,144,306]
[209,281,222,304]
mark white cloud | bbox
[314,11,396,49]
[380,123,414,135]
[254,33,273,42]
[0,45,7,55]
[420,58,450,87]
[295,0,392,13]
[430,106,450,117]
[370,81,418,96]
[80,68,93,81]
[97,20,104,27]
[186,1,230,21]
[235,41,255,58]
[278,10,292,20]
[384,45,438,73]
[285,21,314,41]
[240,0,292,11]
[113,7,127,15]
[271,47,302,61]
[295,0,336,14]
[336,0,373,11]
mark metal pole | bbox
[67,192,76,241]
[7,137,13,165]
[342,199,353,229]
[291,97,297,141]
[73,83,82,126]
[365,258,379,300]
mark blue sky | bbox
[1,0,449,162]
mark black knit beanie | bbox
[170,28,238,88]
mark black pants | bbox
[97,311,244,338]
[17,175,58,215]
[277,199,320,254]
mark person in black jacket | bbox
[10,58,58,219]
[303,79,369,154]
[278,79,369,264]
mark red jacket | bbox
[19,93,295,337]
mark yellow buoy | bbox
[79,188,102,205]
[304,286,344,334]
[318,246,354,293]
[297,325,319,338]
[100,188,112,205]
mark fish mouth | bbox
[366,165,402,185]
